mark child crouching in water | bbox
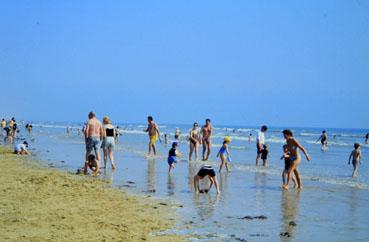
[77,154,101,176]
[217,136,231,173]
[281,144,297,187]
[348,143,362,178]
[168,142,181,173]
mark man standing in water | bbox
[145,116,161,157]
[84,112,103,164]
[255,125,268,166]
[201,118,213,161]
[317,130,328,149]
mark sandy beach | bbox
[0,146,183,241]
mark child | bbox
[77,154,101,176]
[348,143,362,178]
[281,144,297,187]
[217,136,231,172]
[14,141,30,155]
[168,142,181,173]
[194,165,220,194]
[261,144,269,167]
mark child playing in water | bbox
[217,137,231,173]
[194,165,220,194]
[77,154,101,176]
[168,142,181,173]
[348,143,362,178]
[14,141,30,155]
[281,144,297,187]
[261,144,269,167]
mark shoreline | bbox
[0,146,183,241]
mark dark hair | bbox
[354,143,360,149]
[283,129,293,136]
[88,154,96,161]
[148,116,153,121]
[23,141,28,147]
[194,122,198,126]
[322,130,326,133]
[172,142,178,148]
[261,125,268,131]
[88,112,95,119]
[206,118,211,122]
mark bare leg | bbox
[293,168,302,189]
[352,164,358,178]
[255,153,260,166]
[206,140,211,160]
[189,142,194,161]
[152,143,157,156]
[263,159,268,167]
[202,140,207,160]
[95,149,101,163]
[282,170,287,185]
[103,148,108,168]
[109,149,116,169]
[195,142,199,161]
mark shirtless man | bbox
[84,112,103,164]
[201,118,212,161]
[145,116,160,156]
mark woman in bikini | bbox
[282,129,310,190]
[189,122,200,161]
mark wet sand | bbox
[0,147,183,241]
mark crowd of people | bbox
[0,113,366,194]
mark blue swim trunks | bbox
[167,156,178,165]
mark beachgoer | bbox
[201,118,213,161]
[14,141,30,155]
[261,144,269,167]
[189,122,200,161]
[255,125,268,166]
[115,126,121,143]
[194,165,220,194]
[365,133,369,144]
[101,116,116,170]
[348,143,362,178]
[26,123,33,134]
[281,144,297,187]
[217,137,232,173]
[80,154,101,175]
[4,126,14,144]
[317,130,328,149]
[168,142,182,173]
[1,119,6,129]
[175,127,181,141]
[248,132,252,144]
[164,133,168,145]
[144,116,161,156]
[77,128,81,136]
[84,112,103,162]
[282,129,310,190]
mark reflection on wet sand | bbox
[193,193,220,220]
[146,158,156,191]
[167,174,176,196]
[280,190,300,241]
[101,169,116,184]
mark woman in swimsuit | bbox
[101,116,116,170]
[217,137,231,172]
[189,123,200,161]
[282,129,310,190]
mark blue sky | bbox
[1,1,368,128]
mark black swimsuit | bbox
[197,165,216,178]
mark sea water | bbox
[10,122,369,241]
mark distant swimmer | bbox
[66,126,71,135]
[194,165,220,194]
[217,137,232,173]
[261,144,269,167]
[281,144,297,187]
[84,112,103,163]
[255,125,268,166]
[14,141,30,155]
[26,123,33,134]
[348,143,362,178]
[101,116,116,170]
[248,132,252,144]
[144,116,161,157]
[175,127,181,141]
[316,130,328,150]
[189,123,200,161]
[201,118,213,161]
[164,133,168,145]
[282,129,310,190]
[115,126,121,143]
[167,142,181,173]
[365,133,369,144]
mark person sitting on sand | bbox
[77,154,101,175]
[282,129,310,190]
[217,137,231,173]
[194,165,220,194]
[167,142,181,173]
[281,144,297,187]
[348,143,362,178]
[14,141,30,155]
[144,116,161,157]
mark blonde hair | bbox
[103,116,111,125]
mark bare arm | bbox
[208,177,213,191]
[316,135,322,143]
[294,139,310,161]
[359,150,362,164]
[348,151,353,164]
[212,177,220,194]
[84,122,89,139]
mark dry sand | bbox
[0,147,183,241]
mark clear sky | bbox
[1,1,368,128]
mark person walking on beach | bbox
[282,129,310,190]
[255,125,268,166]
[194,165,220,194]
[217,137,232,173]
[84,112,103,163]
[348,143,362,178]
[189,122,200,161]
[365,133,369,144]
[145,116,161,157]
[101,116,116,170]
[201,118,213,161]
[281,144,297,187]
[317,130,328,150]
